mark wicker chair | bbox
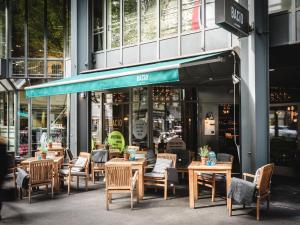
[105,164,139,210]
[60,152,91,194]
[144,153,177,200]
[27,159,54,204]
[197,153,233,202]
[91,149,108,183]
[229,163,274,220]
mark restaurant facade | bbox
[0,0,299,175]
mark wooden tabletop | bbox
[188,161,232,170]
[105,158,146,165]
[21,156,64,164]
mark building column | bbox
[240,0,269,172]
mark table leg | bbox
[226,170,232,209]
[138,166,144,199]
[189,169,195,208]
[194,172,198,201]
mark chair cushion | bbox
[92,149,108,163]
[254,167,262,184]
[60,169,86,176]
[72,157,88,172]
[152,158,173,174]
[144,172,165,178]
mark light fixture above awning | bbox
[25,50,231,98]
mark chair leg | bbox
[46,185,48,195]
[28,186,31,204]
[173,185,176,196]
[256,198,260,220]
[105,190,109,210]
[164,180,168,200]
[109,193,112,203]
[267,195,270,211]
[68,176,71,195]
[77,176,79,189]
[51,182,54,199]
[228,198,232,216]
[85,176,88,191]
[92,171,95,184]
[212,181,216,202]
[131,191,133,210]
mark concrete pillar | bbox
[240,0,269,172]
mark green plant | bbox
[41,146,48,154]
[198,145,209,158]
[48,137,53,144]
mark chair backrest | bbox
[157,153,177,168]
[217,153,234,162]
[255,163,274,196]
[95,143,105,149]
[91,149,108,163]
[66,148,74,160]
[28,159,54,185]
[105,164,132,190]
[127,146,139,151]
[79,152,91,166]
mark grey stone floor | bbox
[1,176,300,225]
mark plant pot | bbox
[48,143,52,148]
[124,153,130,161]
[201,157,208,165]
[41,152,47,160]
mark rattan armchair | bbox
[60,152,91,194]
[229,163,274,220]
[27,159,54,203]
[105,164,139,210]
[144,153,177,200]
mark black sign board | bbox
[215,0,249,38]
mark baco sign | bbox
[215,0,249,38]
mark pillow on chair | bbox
[152,158,173,174]
[71,157,88,172]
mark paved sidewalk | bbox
[1,176,300,225]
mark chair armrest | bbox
[243,173,255,180]
[131,171,139,188]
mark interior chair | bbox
[229,163,274,220]
[91,149,108,183]
[144,153,177,200]
[26,159,54,203]
[60,152,91,194]
[197,153,233,202]
[105,164,138,210]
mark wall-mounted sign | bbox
[133,120,147,140]
[204,119,216,136]
[215,0,249,38]
[107,131,125,151]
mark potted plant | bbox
[199,145,209,165]
[47,137,53,149]
[41,146,48,159]
[123,147,130,161]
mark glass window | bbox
[18,92,29,157]
[123,0,138,46]
[65,0,71,57]
[132,88,148,148]
[205,0,215,28]
[0,0,6,58]
[141,0,157,42]
[107,0,120,49]
[47,60,64,78]
[160,0,178,38]
[0,93,8,152]
[269,0,292,13]
[47,0,64,58]
[182,0,202,32]
[50,95,68,148]
[8,92,15,152]
[11,0,25,57]
[91,92,102,149]
[28,60,44,77]
[31,97,48,156]
[28,0,44,58]
[93,0,105,52]
[297,0,300,8]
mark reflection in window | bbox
[0,0,5,58]
[269,0,292,14]
[160,0,178,38]
[107,0,120,49]
[141,0,157,42]
[124,0,138,46]
[11,0,25,57]
[18,92,29,157]
[28,60,44,77]
[28,0,44,58]
[65,0,71,57]
[205,0,215,28]
[91,92,102,149]
[50,95,68,147]
[93,0,104,52]
[31,97,48,156]
[47,60,64,78]
[182,0,202,32]
[47,0,64,58]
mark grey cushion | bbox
[60,169,86,176]
[217,153,232,162]
[144,172,165,178]
[152,158,173,174]
[92,149,108,163]
[72,157,87,172]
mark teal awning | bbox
[25,51,225,98]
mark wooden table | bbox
[37,147,65,156]
[188,161,232,209]
[105,158,146,199]
[21,156,64,191]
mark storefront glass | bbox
[31,97,48,155]
[205,0,215,28]
[182,0,202,32]
[269,0,292,14]
[50,95,68,147]
[141,0,157,42]
[0,0,5,58]
[160,0,178,38]
[91,92,102,149]
[18,92,29,156]
[0,93,8,148]
[132,87,148,148]
[93,0,104,52]
[11,0,25,58]
[107,0,120,49]
[124,0,138,46]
